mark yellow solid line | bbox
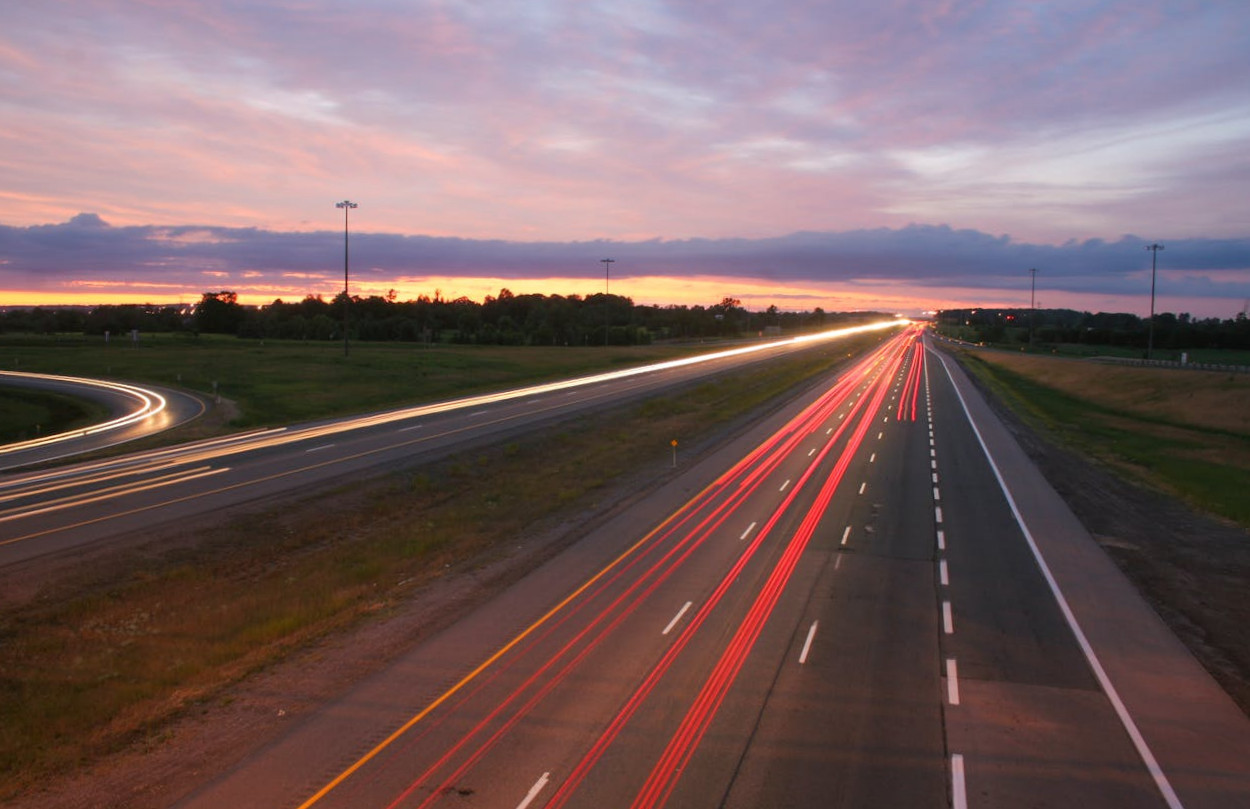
[294,475,722,809]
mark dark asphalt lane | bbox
[931,345,1250,809]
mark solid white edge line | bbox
[516,772,550,809]
[951,753,968,809]
[935,349,1185,809]
[946,657,960,705]
[799,620,819,664]
[663,601,693,635]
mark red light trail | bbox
[309,326,921,809]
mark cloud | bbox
[0,1,1247,245]
[2,215,1247,308]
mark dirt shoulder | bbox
[957,354,1250,717]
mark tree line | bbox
[1,291,888,346]
[935,307,1250,351]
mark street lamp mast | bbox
[601,258,615,347]
[1029,267,1038,347]
[336,200,358,357]
[1145,243,1164,360]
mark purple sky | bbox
[2,1,1248,316]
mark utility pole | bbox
[1145,243,1164,360]
[336,200,358,357]
[1029,267,1037,347]
[601,258,615,347]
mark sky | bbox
[1,1,1249,318]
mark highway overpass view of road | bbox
[3,326,1249,808]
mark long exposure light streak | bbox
[0,371,167,455]
[381,341,903,809]
[0,322,904,526]
[630,333,902,809]
[544,331,917,809]
[297,328,912,809]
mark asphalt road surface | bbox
[160,328,1250,809]
[0,370,206,471]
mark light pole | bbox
[601,258,614,347]
[1028,267,1037,347]
[336,200,358,357]
[1145,243,1164,360]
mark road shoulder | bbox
[933,343,1250,809]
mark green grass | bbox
[959,351,1250,527]
[0,334,703,428]
[0,387,109,443]
[0,331,889,794]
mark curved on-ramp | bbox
[0,371,206,470]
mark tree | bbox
[195,291,245,334]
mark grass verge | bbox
[0,388,109,444]
[0,335,709,429]
[0,333,883,795]
[958,350,1250,527]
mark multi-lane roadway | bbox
[4,326,1249,808]
[166,327,1248,808]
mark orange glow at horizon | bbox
[1,275,979,315]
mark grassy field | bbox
[936,328,1250,365]
[0,331,888,794]
[0,387,109,443]
[0,334,707,429]
[958,349,1250,526]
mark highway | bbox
[6,325,1249,808]
[0,323,896,566]
[164,327,1250,809]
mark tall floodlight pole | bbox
[601,258,615,346]
[1028,268,1038,347]
[1145,243,1164,360]
[336,200,358,357]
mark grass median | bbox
[0,388,109,444]
[0,334,707,429]
[0,332,886,795]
